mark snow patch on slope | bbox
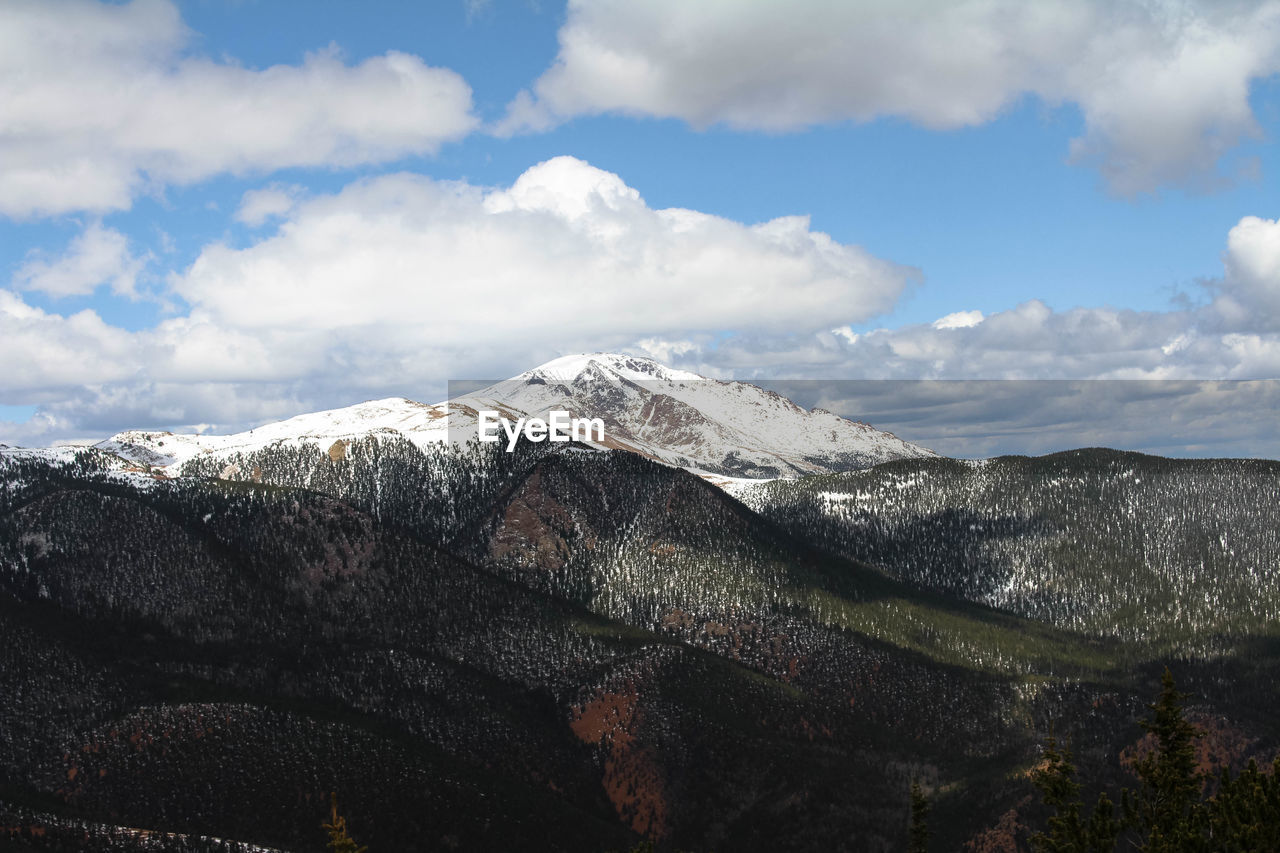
[79,352,935,484]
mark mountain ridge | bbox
[3,415,1278,850]
[84,352,935,482]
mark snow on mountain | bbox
[516,353,704,384]
[459,353,935,478]
[86,353,934,481]
[93,397,456,472]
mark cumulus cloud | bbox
[818,311,1272,380]
[235,185,306,227]
[13,223,149,298]
[0,157,917,442]
[0,0,477,219]
[1,147,1277,452]
[7,186,1280,449]
[0,290,141,393]
[633,264,1280,456]
[637,211,1280,384]
[8,196,1280,448]
[1206,215,1280,332]
[751,377,1280,458]
[932,310,984,330]
[173,156,917,342]
[501,0,1280,194]
[673,299,1249,381]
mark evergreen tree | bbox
[1084,792,1121,853]
[1203,757,1280,851]
[322,792,368,853]
[1031,733,1086,853]
[1031,668,1280,852]
[908,780,931,853]
[1030,733,1121,853]
[1124,668,1205,852]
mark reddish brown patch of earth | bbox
[570,682,669,840]
[964,796,1032,852]
[1121,712,1263,782]
[490,466,589,570]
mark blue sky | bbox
[3,0,1280,448]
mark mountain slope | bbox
[3,441,1278,850]
[464,444,1118,678]
[91,353,933,481]
[736,449,1280,652]
[462,353,934,477]
[0,450,1077,851]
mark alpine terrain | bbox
[0,355,1276,852]
[93,353,935,482]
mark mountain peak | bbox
[88,352,934,482]
[519,352,703,384]
[476,353,935,478]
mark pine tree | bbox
[908,780,931,853]
[1123,667,1206,853]
[1084,791,1121,853]
[1203,756,1280,850]
[1030,733,1120,852]
[322,792,368,853]
[1031,732,1086,852]
[1031,670,1279,852]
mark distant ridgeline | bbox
[735,450,1280,653]
[1,438,1277,851]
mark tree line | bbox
[908,668,1279,852]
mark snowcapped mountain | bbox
[459,353,935,477]
[91,353,935,480]
[95,397,453,471]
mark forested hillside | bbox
[737,450,1280,653]
[1,444,1276,851]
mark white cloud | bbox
[0,290,141,392]
[0,157,917,441]
[173,156,917,343]
[235,185,306,227]
[648,220,1280,382]
[14,223,148,298]
[502,0,1280,194]
[781,378,1280,459]
[631,337,701,366]
[932,310,984,330]
[1207,215,1280,331]
[0,0,477,219]
[673,293,1280,383]
[3,165,1278,447]
[685,300,1209,380]
[0,411,97,449]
